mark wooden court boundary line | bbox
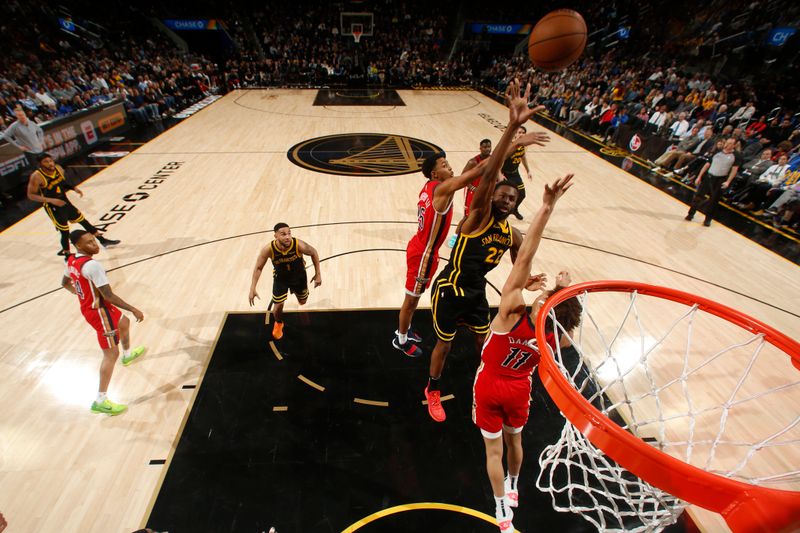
[138,311,230,529]
[3,222,797,320]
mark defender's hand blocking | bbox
[555,270,571,288]
[525,273,547,291]
[543,174,574,207]
[505,79,537,126]
[516,131,551,148]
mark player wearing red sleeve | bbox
[472,174,576,532]
[393,149,492,357]
[62,230,146,416]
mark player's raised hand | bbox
[542,173,574,207]
[555,270,572,288]
[525,273,547,291]
[248,289,260,306]
[505,79,536,126]
[516,131,551,148]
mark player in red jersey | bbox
[463,139,493,217]
[472,174,580,532]
[61,230,146,416]
[393,150,491,357]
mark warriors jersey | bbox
[439,216,513,291]
[37,166,69,201]
[410,180,453,257]
[481,313,555,379]
[501,145,525,176]
[271,238,305,278]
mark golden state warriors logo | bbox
[287,133,444,177]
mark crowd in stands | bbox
[2,0,798,230]
[0,2,215,132]
[221,2,457,89]
[480,51,799,230]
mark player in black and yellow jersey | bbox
[501,124,539,220]
[424,80,551,422]
[26,153,120,256]
[248,223,322,340]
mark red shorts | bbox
[81,303,122,349]
[472,363,532,438]
[405,240,439,297]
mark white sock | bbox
[494,495,509,517]
[122,346,130,357]
[508,474,519,491]
[96,391,107,403]
[396,330,408,344]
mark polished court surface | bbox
[0,89,797,532]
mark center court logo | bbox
[287,133,444,177]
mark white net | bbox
[535,288,800,532]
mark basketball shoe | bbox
[504,476,519,507]
[122,345,147,366]
[272,321,284,340]
[91,398,127,416]
[495,497,514,532]
[392,337,423,358]
[424,385,446,422]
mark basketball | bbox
[528,9,588,72]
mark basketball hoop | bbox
[535,280,800,532]
[352,23,363,44]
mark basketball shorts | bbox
[272,270,309,304]
[81,302,121,349]
[472,363,532,439]
[405,241,439,297]
[44,201,85,232]
[430,278,490,342]
[504,171,524,190]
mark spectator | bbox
[0,106,45,167]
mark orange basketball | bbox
[528,9,587,72]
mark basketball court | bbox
[0,88,798,532]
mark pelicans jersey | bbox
[472,314,556,436]
[66,254,121,349]
[405,180,453,296]
[463,154,485,216]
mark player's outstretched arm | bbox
[249,245,272,306]
[462,80,537,234]
[495,175,573,327]
[433,159,490,203]
[298,240,322,287]
[503,174,572,293]
[97,284,144,321]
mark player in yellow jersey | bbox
[424,80,550,422]
[249,223,321,339]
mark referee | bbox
[686,138,741,227]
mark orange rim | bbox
[535,280,800,532]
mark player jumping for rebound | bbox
[249,223,321,340]
[472,175,577,532]
[425,80,551,421]
[393,149,492,357]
